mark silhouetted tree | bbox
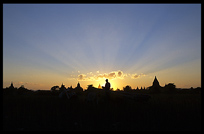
[51,85,59,91]
[116,88,120,91]
[17,85,29,95]
[87,84,96,92]
[194,87,201,94]
[164,83,176,93]
[123,85,132,92]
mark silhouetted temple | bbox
[60,83,66,91]
[152,76,161,88]
[9,82,14,89]
[149,76,161,93]
[77,82,80,88]
[75,82,83,93]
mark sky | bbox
[3,4,201,90]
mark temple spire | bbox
[153,76,160,87]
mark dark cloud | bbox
[132,74,139,79]
[108,72,116,79]
[78,74,86,81]
[118,71,123,77]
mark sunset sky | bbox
[3,4,201,90]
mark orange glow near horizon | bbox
[3,59,201,91]
[90,78,119,91]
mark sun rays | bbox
[3,4,201,90]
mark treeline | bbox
[3,82,201,97]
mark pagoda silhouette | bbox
[74,82,83,93]
[149,76,161,93]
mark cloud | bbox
[87,72,94,75]
[108,72,117,79]
[18,81,25,85]
[97,73,107,79]
[117,70,127,79]
[131,73,146,79]
[75,71,118,81]
[131,74,140,79]
[96,71,117,80]
[14,81,39,86]
[78,74,86,81]
[71,70,145,81]
[118,71,122,77]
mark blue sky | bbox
[3,4,201,90]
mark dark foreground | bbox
[3,91,201,131]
